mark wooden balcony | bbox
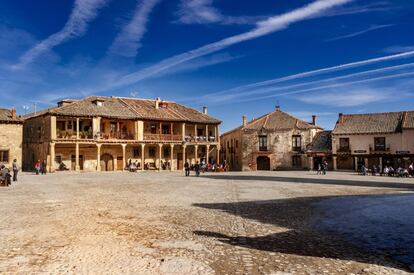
[337,145,351,153]
[369,144,391,153]
[144,134,182,141]
[101,131,135,140]
[184,136,217,142]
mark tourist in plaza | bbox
[184,161,190,176]
[409,163,414,177]
[322,160,328,175]
[12,159,19,182]
[41,160,47,175]
[317,163,322,175]
[35,160,41,175]
[194,162,200,177]
[0,165,11,186]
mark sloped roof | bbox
[222,109,321,136]
[332,111,414,135]
[26,96,221,124]
[0,108,23,124]
[121,98,221,124]
[307,131,332,153]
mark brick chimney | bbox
[155,97,161,109]
[203,106,208,114]
[242,115,247,127]
[11,108,16,119]
[312,115,317,125]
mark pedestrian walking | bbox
[317,163,322,175]
[184,161,190,176]
[322,161,328,175]
[35,160,41,175]
[12,159,19,182]
[194,162,200,177]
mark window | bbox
[163,147,170,157]
[161,124,170,134]
[259,135,267,151]
[67,121,73,130]
[150,124,157,134]
[292,135,302,151]
[339,138,350,151]
[374,137,386,151]
[133,148,140,158]
[0,150,9,162]
[197,128,203,136]
[149,147,156,157]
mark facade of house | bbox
[331,111,414,171]
[0,108,23,169]
[306,130,333,170]
[23,96,221,172]
[220,107,322,171]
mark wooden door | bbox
[117,156,124,171]
[177,153,183,170]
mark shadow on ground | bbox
[203,174,414,190]
[193,194,412,272]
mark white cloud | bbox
[326,24,394,42]
[108,0,352,89]
[297,88,394,107]
[13,0,108,69]
[107,0,160,58]
[322,1,395,17]
[176,0,261,25]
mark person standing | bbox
[184,161,190,176]
[194,162,200,177]
[12,159,19,182]
[41,159,47,175]
[322,160,328,175]
[35,160,41,175]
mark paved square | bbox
[0,171,412,274]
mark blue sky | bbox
[1,0,414,132]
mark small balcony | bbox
[57,129,93,140]
[369,144,391,153]
[144,133,182,141]
[337,145,351,153]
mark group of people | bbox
[34,160,48,175]
[360,163,414,177]
[184,160,228,177]
[0,159,19,186]
[316,161,329,175]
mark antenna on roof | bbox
[33,102,37,115]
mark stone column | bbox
[214,125,217,142]
[194,124,197,139]
[141,144,145,171]
[182,145,186,171]
[76,118,80,139]
[182,123,186,141]
[216,145,220,165]
[333,156,338,171]
[158,144,163,171]
[354,156,359,172]
[309,156,314,171]
[194,145,199,164]
[122,144,127,172]
[205,125,209,141]
[49,142,55,173]
[75,142,80,171]
[379,157,383,172]
[96,144,101,171]
[170,144,174,171]
[206,144,210,164]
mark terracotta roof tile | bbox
[307,131,332,153]
[0,108,23,123]
[332,111,414,134]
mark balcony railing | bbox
[100,131,135,140]
[144,134,182,141]
[337,145,351,153]
[369,144,391,152]
[56,130,93,139]
[184,135,216,142]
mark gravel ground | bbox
[0,171,413,274]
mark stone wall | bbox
[0,123,23,169]
[23,115,51,171]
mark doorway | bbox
[177,153,183,170]
[257,156,270,170]
[101,154,114,171]
[71,155,84,170]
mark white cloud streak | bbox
[108,0,160,58]
[326,24,394,42]
[177,0,261,25]
[110,0,352,88]
[13,0,108,69]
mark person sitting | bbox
[0,165,11,186]
[383,166,389,176]
[388,166,395,176]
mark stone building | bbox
[306,130,333,170]
[23,96,221,172]
[0,108,23,168]
[220,107,321,171]
[331,111,414,171]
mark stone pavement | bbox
[0,171,412,274]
